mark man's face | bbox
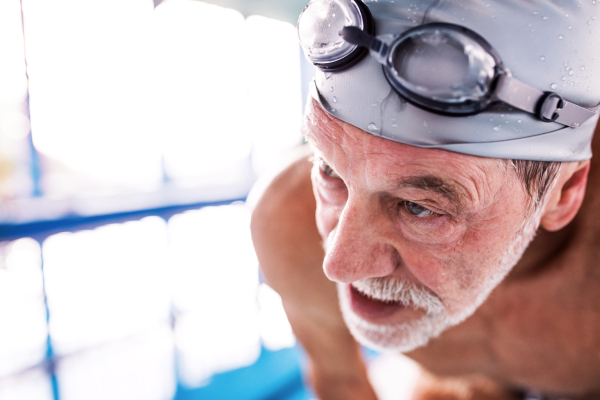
[303,99,539,352]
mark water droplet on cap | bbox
[533,10,539,15]
[542,16,548,20]
[332,96,337,103]
[558,35,564,39]
[371,103,378,107]
[540,56,546,61]
[568,25,573,30]
[569,70,574,76]
[368,123,378,131]
[329,87,334,92]
[550,83,558,89]
[493,126,500,131]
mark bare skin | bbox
[250,99,600,400]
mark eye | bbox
[319,159,341,179]
[404,201,437,218]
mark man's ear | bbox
[540,161,590,232]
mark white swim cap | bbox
[299,0,600,161]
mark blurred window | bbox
[1,0,302,224]
[0,0,308,399]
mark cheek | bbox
[398,217,519,311]
[389,220,465,292]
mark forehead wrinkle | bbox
[453,156,505,210]
[303,99,372,181]
[304,98,506,212]
[366,144,500,213]
[302,98,346,148]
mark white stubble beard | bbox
[335,211,543,353]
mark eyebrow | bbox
[397,175,466,210]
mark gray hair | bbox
[508,160,562,211]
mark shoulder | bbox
[248,144,314,220]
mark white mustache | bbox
[352,277,444,316]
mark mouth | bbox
[347,283,413,322]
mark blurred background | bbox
[0,0,318,398]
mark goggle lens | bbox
[388,28,498,111]
[298,0,364,64]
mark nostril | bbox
[323,239,402,284]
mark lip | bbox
[347,283,411,322]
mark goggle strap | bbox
[495,74,597,128]
[556,102,599,128]
[340,26,374,49]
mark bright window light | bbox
[154,1,253,188]
[0,0,33,200]
[0,367,53,400]
[0,0,307,395]
[168,204,261,386]
[244,15,303,176]
[0,238,47,378]
[175,312,261,388]
[56,326,176,400]
[0,0,28,105]
[42,216,171,355]
[23,0,163,197]
[5,0,303,201]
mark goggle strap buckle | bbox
[495,74,597,128]
[537,92,564,123]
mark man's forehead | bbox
[304,99,505,207]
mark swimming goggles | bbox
[297,0,598,128]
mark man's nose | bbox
[323,197,399,283]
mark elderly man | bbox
[251,0,600,399]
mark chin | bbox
[351,317,450,353]
[337,281,482,353]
